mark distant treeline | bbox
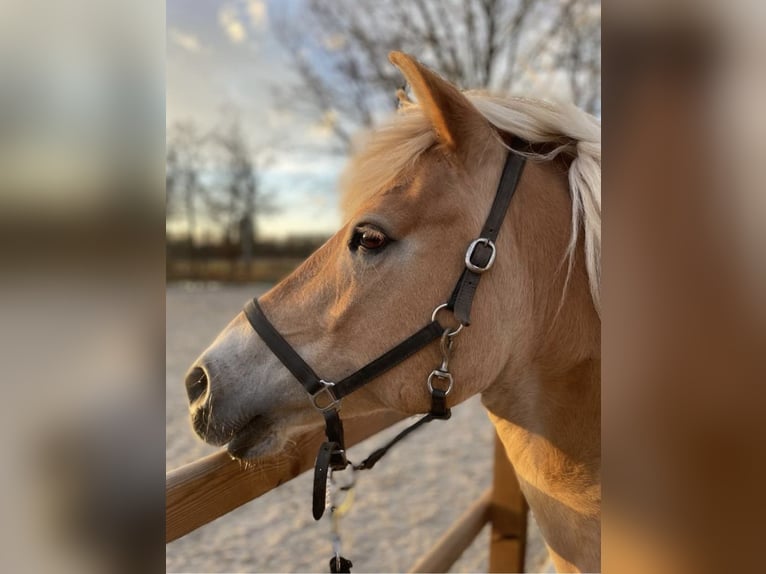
[167,234,330,261]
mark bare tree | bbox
[167,111,276,270]
[205,108,275,266]
[547,0,601,116]
[166,120,206,256]
[272,0,600,152]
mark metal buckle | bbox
[465,238,496,273]
[431,303,464,336]
[311,380,341,412]
[427,369,454,395]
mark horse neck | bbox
[481,293,601,573]
[483,357,600,572]
[479,155,601,571]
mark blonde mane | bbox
[341,93,601,316]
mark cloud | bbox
[246,0,267,29]
[322,34,347,52]
[218,5,246,44]
[169,28,202,53]
[309,109,338,140]
[266,152,345,177]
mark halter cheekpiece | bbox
[244,142,526,572]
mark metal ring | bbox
[465,238,496,273]
[310,380,341,412]
[430,303,464,336]
[427,369,454,395]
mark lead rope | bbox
[327,466,356,573]
[322,325,460,572]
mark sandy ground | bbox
[166,282,552,573]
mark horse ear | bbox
[389,51,489,154]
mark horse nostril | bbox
[185,366,209,405]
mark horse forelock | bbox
[340,93,601,316]
[339,106,437,218]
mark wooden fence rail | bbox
[167,414,528,572]
[167,411,404,542]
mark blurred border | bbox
[0,1,165,573]
[0,1,764,573]
[604,1,766,572]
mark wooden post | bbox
[489,433,528,573]
[408,488,492,573]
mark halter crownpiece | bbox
[243,142,526,571]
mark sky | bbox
[166,0,347,240]
[166,1,600,241]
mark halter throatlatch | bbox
[243,145,526,571]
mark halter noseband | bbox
[243,143,526,527]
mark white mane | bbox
[467,94,601,316]
[342,93,602,316]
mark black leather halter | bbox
[243,143,526,523]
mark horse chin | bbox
[225,415,286,460]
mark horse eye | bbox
[360,230,386,250]
[350,226,390,252]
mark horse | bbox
[184,52,601,573]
